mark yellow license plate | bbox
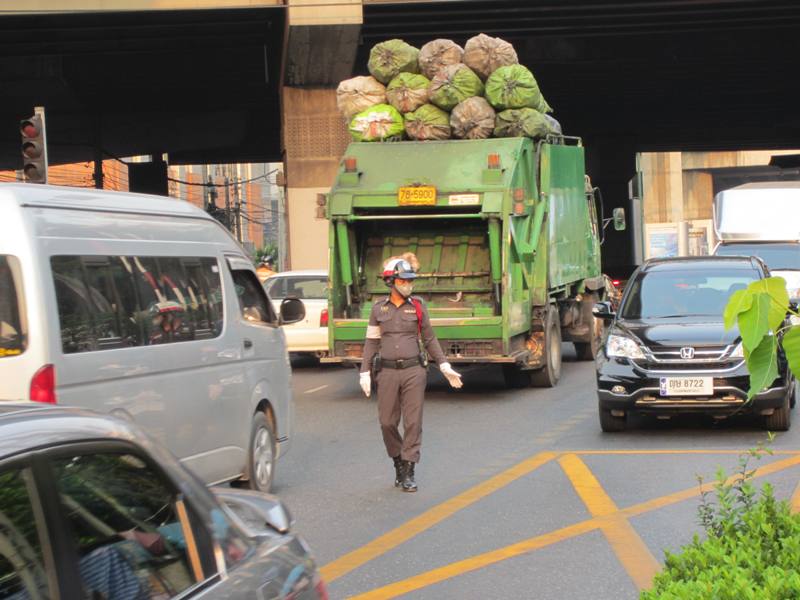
[398,186,437,206]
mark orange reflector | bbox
[513,202,526,216]
[513,188,525,202]
[487,153,501,169]
[344,156,357,172]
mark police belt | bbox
[379,356,422,369]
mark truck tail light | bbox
[30,364,56,404]
[343,156,357,173]
[320,308,329,328]
[612,279,621,287]
[487,153,501,169]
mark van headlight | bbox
[606,334,645,359]
[730,342,744,358]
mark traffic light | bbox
[20,113,47,184]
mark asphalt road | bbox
[275,347,800,599]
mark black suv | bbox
[593,256,794,432]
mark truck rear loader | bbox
[322,134,606,388]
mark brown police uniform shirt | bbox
[360,296,446,372]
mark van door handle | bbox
[243,339,253,350]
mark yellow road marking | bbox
[559,454,660,590]
[572,449,800,455]
[320,451,557,583]
[791,480,800,514]
[349,453,800,599]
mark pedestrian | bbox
[359,256,463,492]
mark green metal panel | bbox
[542,143,594,289]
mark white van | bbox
[0,183,304,492]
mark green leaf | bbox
[724,289,754,331]
[749,277,789,332]
[782,326,800,380]
[739,293,771,352]
[746,335,778,400]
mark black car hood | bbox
[615,317,740,350]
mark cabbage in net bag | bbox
[494,108,555,139]
[485,64,552,113]
[463,33,518,80]
[368,39,420,85]
[429,63,484,112]
[418,39,464,79]
[404,104,451,141]
[386,73,431,114]
[336,76,387,120]
[450,96,496,140]
[349,104,405,142]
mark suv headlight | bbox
[730,342,744,358]
[606,334,645,359]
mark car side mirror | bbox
[592,301,616,321]
[612,207,626,231]
[279,297,305,325]
[213,488,294,535]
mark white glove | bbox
[440,362,463,389]
[359,371,371,398]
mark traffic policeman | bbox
[359,258,463,492]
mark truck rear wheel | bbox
[530,305,561,388]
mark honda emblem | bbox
[680,347,695,360]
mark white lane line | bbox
[304,384,329,395]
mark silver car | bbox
[0,404,327,599]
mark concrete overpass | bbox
[1,0,799,274]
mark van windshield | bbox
[0,256,26,358]
[715,243,800,271]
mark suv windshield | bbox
[265,276,327,300]
[0,256,26,357]
[620,265,760,319]
[715,242,800,271]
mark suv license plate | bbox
[659,377,713,396]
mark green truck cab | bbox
[323,134,606,388]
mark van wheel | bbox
[530,306,562,388]
[247,412,277,493]
[764,393,791,432]
[503,364,531,389]
[599,407,627,432]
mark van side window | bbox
[51,256,224,353]
[231,270,277,326]
[0,255,27,358]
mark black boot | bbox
[393,456,404,487]
[401,460,417,493]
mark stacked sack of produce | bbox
[335,34,561,142]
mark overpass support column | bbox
[281,0,362,269]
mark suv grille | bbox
[634,344,742,372]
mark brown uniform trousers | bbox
[361,296,446,464]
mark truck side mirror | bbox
[612,208,626,231]
[279,297,305,325]
[592,301,616,321]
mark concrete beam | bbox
[1,1,281,13]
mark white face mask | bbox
[394,281,413,297]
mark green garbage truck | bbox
[322,134,607,388]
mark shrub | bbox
[643,437,800,599]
